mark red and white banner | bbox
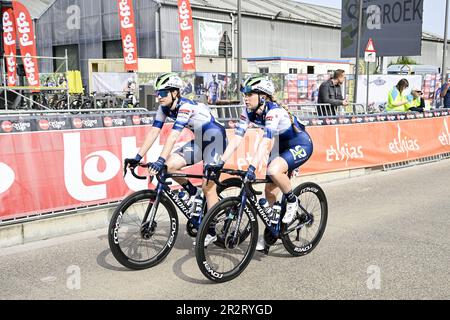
[117,0,138,71]
[177,0,196,71]
[2,117,450,220]
[2,8,18,86]
[12,0,40,88]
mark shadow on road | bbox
[172,232,213,285]
[96,248,133,272]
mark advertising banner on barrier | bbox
[12,0,40,89]
[117,0,138,71]
[1,117,450,220]
[2,8,18,87]
[177,0,196,71]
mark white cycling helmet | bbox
[154,72,183,90]
[241,76,275,96]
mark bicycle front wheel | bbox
[195,197,258,283]
[108,190,178,270]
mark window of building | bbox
[289,68,298,74]
[259,67,269,74]
[53,45,79,72]
[307,66,315,74]
[103,40,123,59]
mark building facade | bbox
[27,0,448,88]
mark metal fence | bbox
[208,103,369,121]
[0,108,151,117]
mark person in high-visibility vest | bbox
[405,87,425,112]
[386,79,411,112]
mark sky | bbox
[296,0,448,37]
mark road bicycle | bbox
[195,169,328,282]
[108,164,243,270]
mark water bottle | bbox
[192,194,204,217]
[178,191,190,204]
[271,202,282,225]
[258,198,273,218]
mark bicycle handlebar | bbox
[124,163,263,196]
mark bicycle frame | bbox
[227,172,314,243]
[129,165,225,230]
[238,180,283,239]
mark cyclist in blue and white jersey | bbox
[125,73,227,245]
[206,76,314,250]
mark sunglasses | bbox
[156,90,170,98]
[240,85,257,97]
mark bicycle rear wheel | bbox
[195,197,258,283]
[108,190,178,269]
[281,182,328,256]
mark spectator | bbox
[440,76,450,108]
[317,69,348,116]
[406,87,425,112]
[386,79,411,112]
[207,74,220,105]
[58,75,67,87]
[123,77,137,107]
[434,85,442,108]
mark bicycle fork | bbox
[140,182,165,236]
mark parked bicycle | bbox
[108,163,243,270]
[195,169,328,283]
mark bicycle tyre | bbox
[108,189,179,270]
[195,197,258,283]
[281,182,328,257]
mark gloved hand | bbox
[124,154,142,170]
[147,156,166,175]
[245,165,257,182]
[204,159,225,175]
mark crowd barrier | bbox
[1,109,450,222]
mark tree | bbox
[388,56,418,67]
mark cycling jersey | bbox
[235,101,305,140]
[152,97,220,132]
[235,101,313,171]
[152,97,227,165]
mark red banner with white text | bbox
[117,0,138,71]
[177,0,196,71]
[2,8,18,86]
[12,0,40,88]
[1,117,450,220]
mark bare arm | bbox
[249,137,273,169]
[159,129,182,160]
[221,135,244,163]
[138,127,161,157]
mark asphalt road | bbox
[1,159,449,300]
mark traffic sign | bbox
[365,51,376,63]
[365,38,376,53]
